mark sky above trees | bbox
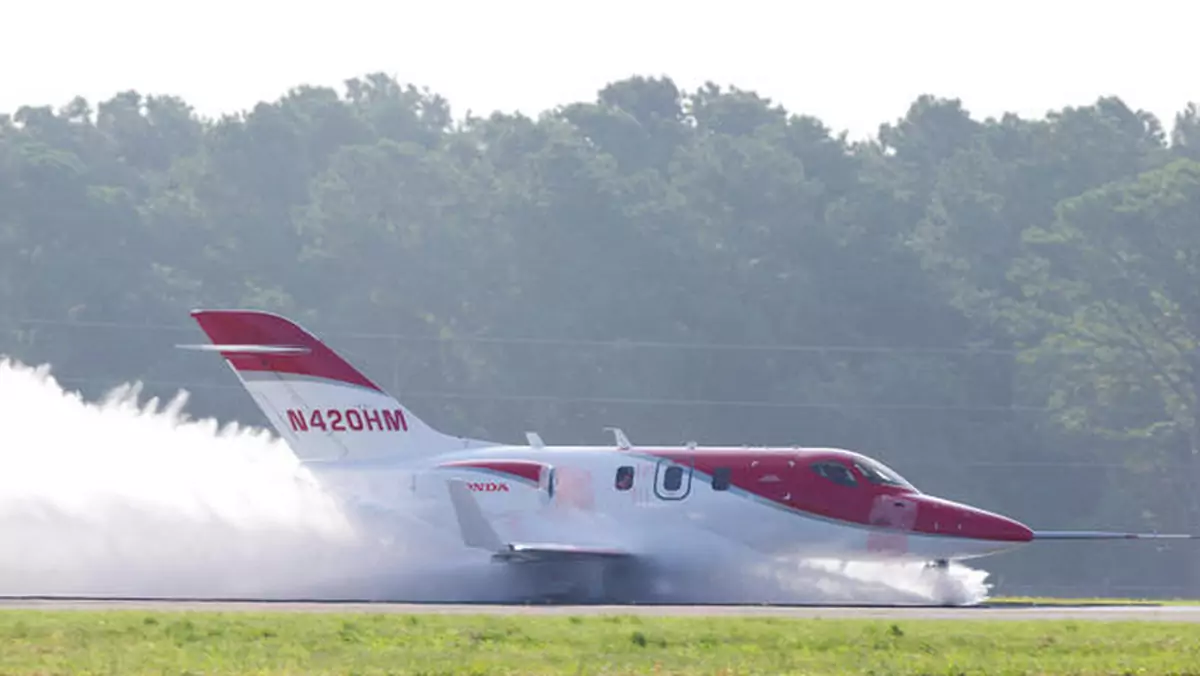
[3,0,1197,140]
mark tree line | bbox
[4,73,1200,596]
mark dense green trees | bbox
[3,74,1198,596]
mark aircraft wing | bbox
[445,479,634,563]
[1032,530,1197,540]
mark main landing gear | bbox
[926,558,949,571]
[507,559,649,605]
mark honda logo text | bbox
[467,481,510,492]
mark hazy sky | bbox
[2,0,1196,140]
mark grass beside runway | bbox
[2,610,1199,675]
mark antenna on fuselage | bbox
[604,427,631,450]
[526,432,545,449]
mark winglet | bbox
[446,479,505,551]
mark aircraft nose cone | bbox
[915,495,1034,542]
[967,509,1034,543]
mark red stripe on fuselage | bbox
[191,310,381,391]
[637,447,1033,543]
[439,459,545,485]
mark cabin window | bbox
[812,461,857,487]
[663,465,684,491]
[614,465,634,491]
[711,467,731,491]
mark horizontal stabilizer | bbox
[1032,530,1198,540]
[445,479,633,563]
[176,343,311,356]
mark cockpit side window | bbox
[853,459,912,489]
[811,461,857,487]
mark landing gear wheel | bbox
[921,559,963,607]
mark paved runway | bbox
[2,599,1200,621]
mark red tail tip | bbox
[189,309,381,392]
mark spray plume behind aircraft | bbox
[0,356,991,605]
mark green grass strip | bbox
[2,610,1199,675]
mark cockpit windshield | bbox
[852,456,915,490]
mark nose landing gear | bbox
[921,559,966,606]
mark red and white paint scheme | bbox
[182,309,1196,602]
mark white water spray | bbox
[0,358,508,601]
[0,357,991,605]
[631,533,992,606]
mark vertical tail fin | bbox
[183,309,495,462]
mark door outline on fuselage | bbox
[653,459,693,501]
